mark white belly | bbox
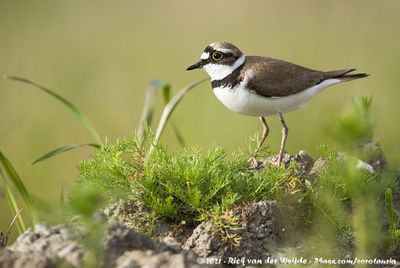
[212,79,341,116]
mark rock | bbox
[356,139,387,172]
[0,232,8,250]
[104,222,220,268]
[0,248,53,268]
[0,223,84,268]
[308,151,378,180]
[162,237,182,252]
[266,150,314,176]
[293,150,315,175]
[104,200,193,244]
[183,222,219,257]
[308,157,327,179]
[103,222,159,266]
[183,201,293,261]
[116,249,205,268]
[0,222,219,268]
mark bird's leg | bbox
[248,117,269,167]
[256,116,269,154]
[277,113,289,166]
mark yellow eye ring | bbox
[212,52,223,61]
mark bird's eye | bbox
[212,52,223,61]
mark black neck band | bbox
[211,63,245,89]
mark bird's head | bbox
[186,42,245,81]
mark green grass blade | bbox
[138,80,163,144]
[148,77,209,155]
[31,143,100,165]
[0,151,33,211]
[6,207,24,243]
[161,82,171,103]
[385,188,396,231]
[0,151,37,225]
[1,180,26,234]
[161,83,186,147]
[4,76,101,144]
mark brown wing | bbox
[242,56,353,97]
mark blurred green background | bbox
[1,0,399,229]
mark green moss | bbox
[73,135,295,223]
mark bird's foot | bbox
[265,152,287,168]
[248,152,287,169]
[265,158,281,168]
[277,156,283,167]
[248,156,262,169]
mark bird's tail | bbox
[323,68,369,82]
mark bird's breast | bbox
[212,83,279,116]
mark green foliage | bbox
[76,136,294,223]
[140,145,295,221]
[318,144,339,160]
[0,151,37,226]
[204,208,243,249]
[0,206,23,248]
[1,181,25,234]
[77,137,143,201]
[385,188,400,254]
[329,96,374,150]
[304,151,393,257]
[68,183,106,218]
[67,181,107,268]
[302,97,398,259]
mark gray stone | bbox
[184,201,291,261]
[0,223,84,268]
[162,237,182,252]
[308,157,327,179]
[266,150,314,176]
[0,222,218,268]
[356,139,387,172]
[104,222,220,268]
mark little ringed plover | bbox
[186,41,368,166]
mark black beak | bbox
[186,61,203,71]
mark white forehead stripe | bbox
[209,43,234,54]
[216,48,233,54]
[200,52,210,60]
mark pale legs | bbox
[256,116,269,153]
[277,112,289,166]
[249,114,288,167]
[249,117,269,167]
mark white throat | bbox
[203,55,245,81]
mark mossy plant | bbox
[75,135,296,225]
